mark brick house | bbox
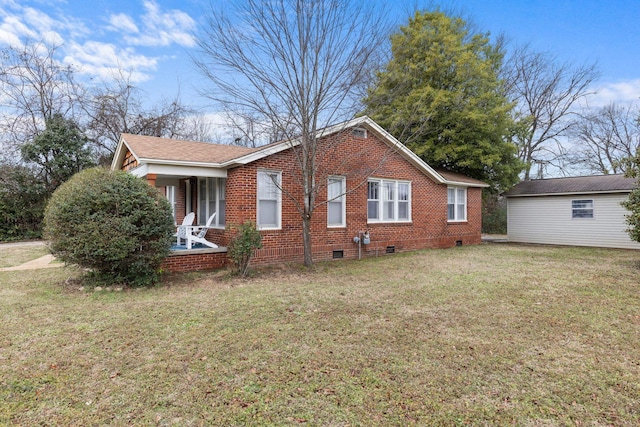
[111,116,488,272]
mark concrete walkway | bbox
[0,241,63,272]
[481,234,508,243]
[0,254,62,271]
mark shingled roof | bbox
[119,134,260,164]
[504,174,637,197]
[436,169,487,186]
[112,117,488,188]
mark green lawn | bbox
[0,244,48,268]
[1,243,639,426]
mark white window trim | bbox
[571,199,595,219]
[197,177,226,228]
[166,186,177,223]
[185,180,192,217]
[257,169,282,230]
[447,186,467,222]
[327,176,346,228]
[367,178,412,223]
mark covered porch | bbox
[140,168,230,270]
[111,133,261,272]
[150,170,227,272]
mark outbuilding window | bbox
[572,199,594,219]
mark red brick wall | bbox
[162,250,228,273]
[220,129,482,265]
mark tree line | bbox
[0,41,208,240]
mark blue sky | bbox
[1,0,638,110]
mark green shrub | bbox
[227,221,262,277]
[44,168,175,286]
[481,193,507,234]
[0,165,48,241]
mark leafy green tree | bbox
[21,113,96,192]
[363,10,522,191]
[0,115,96,241]
[44,168,175,287]
[0,165,48,240]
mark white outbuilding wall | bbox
[507,193,640,249]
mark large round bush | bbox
[44,168,175,286]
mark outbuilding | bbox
[504,174,640,249]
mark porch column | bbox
[146,173,157,187]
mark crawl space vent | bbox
[332,250,344,259]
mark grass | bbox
[1,243,639,426]
[0,243,48,268]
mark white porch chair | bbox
[185,213,218,249]
[175,212,195,246]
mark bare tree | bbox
[194,0,388,267]
[504,45,600,180]
[0,41,84,161]
[571,103,640,175]
[84,71,210,161]
[222,111,293,148]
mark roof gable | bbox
[504,174,637,197]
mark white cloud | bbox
[23,7,56,32]
[108,13,139,34]
[120,0,196,48]
[585,79,640,108]
[41,30,64,46]
[0,2,169,84]
[0,3,88,48]
[0,15,38,47]
[64,40,158,83]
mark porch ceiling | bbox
[130,163,227,182]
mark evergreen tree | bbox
[21,114,96,192]
[363,10,522,191]
[622,151,640,244]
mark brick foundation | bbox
[162,248,228,273]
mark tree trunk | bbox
[302,213,313,268]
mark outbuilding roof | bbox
[504,174,637,197]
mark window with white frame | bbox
[572,199,594,219]
[257,170,281,229]
[165,186,177,222]
[327,176,346,227]
[197,177,226,227]
[367,179,411,222]
[447,187,467,221]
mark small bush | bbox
[44,168,175,286]
[227,221,262,276]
